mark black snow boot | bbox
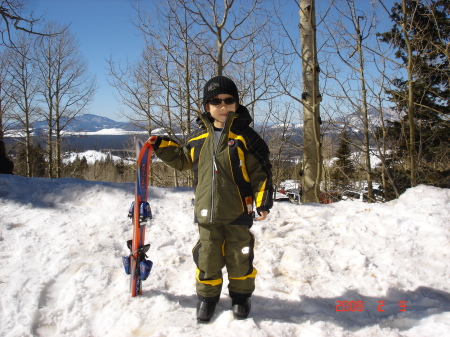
[196,299,218,323]
[232,297,251,319]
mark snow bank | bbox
[63,150,127,165]
[62,129,148,136]
[0,175,449,336]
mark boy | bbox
[148,75,273,322]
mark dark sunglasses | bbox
[208,97,237,105]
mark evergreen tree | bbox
[14,144,46,177]
[331,130,355,190]
[379,0,450,187]
[63,155,88,179]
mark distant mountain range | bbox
[3,110,400,156]
[33,114,141,132]
[336,107,399,131]
[268,107,399,133]
[30,108,399,135]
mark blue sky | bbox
[25,1,389,123]
[28,0,144,121]
[26,0,304,123]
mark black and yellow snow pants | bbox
[192,221,257,300]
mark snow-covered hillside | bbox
[63,150,129,165]
[0,174,449,337]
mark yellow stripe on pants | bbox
[228,268,258,280]
[196,268,223,286]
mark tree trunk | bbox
[352,5,373,200]
[55,116,62,178]
[401,0,416,186]
[0,83,3,141]
[300,0,322,203]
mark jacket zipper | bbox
[210,152,217,223]
[209,117,229,223]
[210,131,223,223]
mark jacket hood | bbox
[196,105,253,129]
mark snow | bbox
[4,128,145,138]
[326,150,384,171]
[63,150,120,165]
[62,128,148,136]
[0,174,449,337]
[279,179,301,190]
[62,150,131,165]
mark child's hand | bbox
[255,211,268,221]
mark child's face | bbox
[206,94,238,128]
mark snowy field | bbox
[62,150,129,165]
[0,174,449,337]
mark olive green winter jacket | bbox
[152,105,273,226]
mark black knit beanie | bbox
[202,76,239,108]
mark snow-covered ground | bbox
[61,129,148,136]
[62,150,161,166]
[0,174,449,337]
[63,150,128,165]
[4,128,147,138]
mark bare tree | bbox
[178,0,266,76]
[371,50,401,199]
[238,15,285,126]
[1,0,39,46]
[133,0,206,140]
[268,0,326,203]
[267,100,297,193]
[0,49,15,140]
[397,0,417,186]
[110,0,277,188]
[321,0,381,200]
[35,22,95,178]
[0,0,64,48]
[133,1,205,186]
[4,32,39,176]
[107,50,157,135]
[299,0,323,203]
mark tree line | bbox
[1,0,449,202]
[0,18,95,178]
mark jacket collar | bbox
[196,105,253,131]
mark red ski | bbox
[122,138,153,297]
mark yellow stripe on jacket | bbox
[159,139,182,148]
[255,179,267,208]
